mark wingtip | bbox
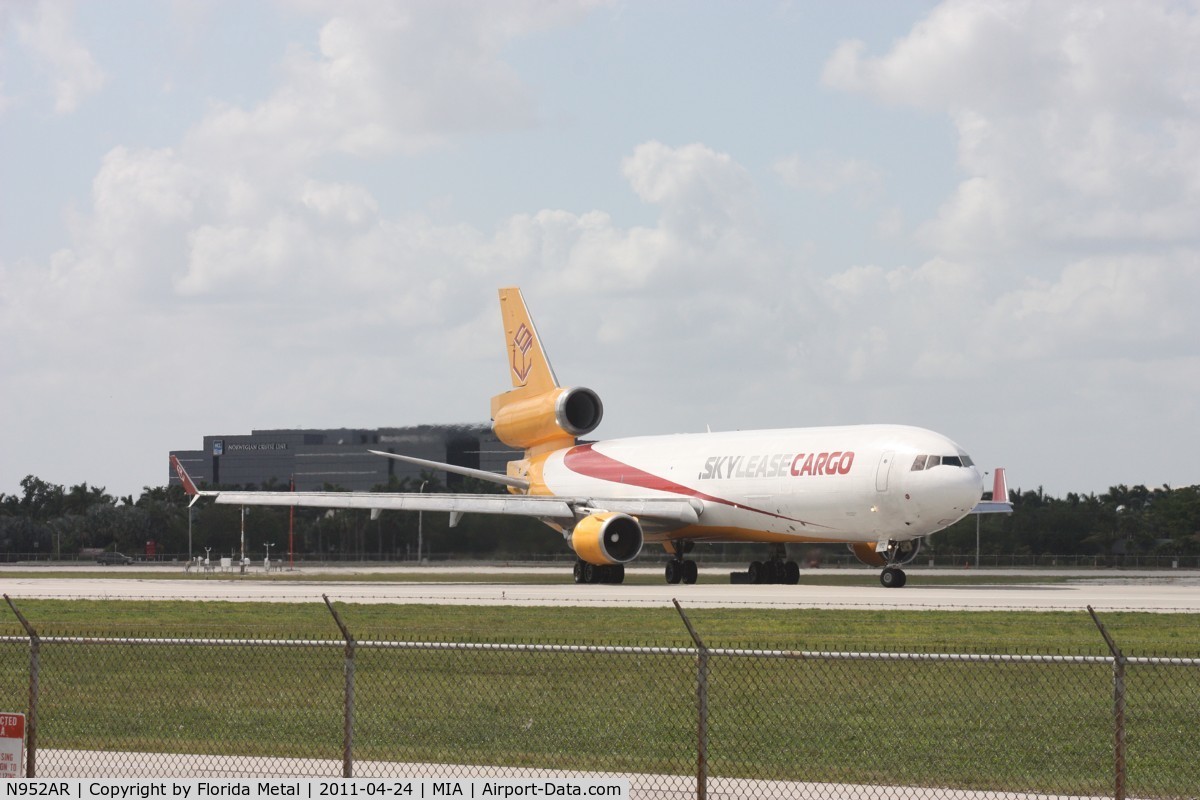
[170,454,200,497]
[992,468,1008,503]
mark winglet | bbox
[170,455,201,504]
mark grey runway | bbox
[3,565,1198,612]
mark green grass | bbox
[3,598,1197,654]
[2,599,1197,794]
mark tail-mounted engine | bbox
[848,539,921,567]
[492,386,603,450]
[569,512,643,565]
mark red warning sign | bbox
[0,713,24,778]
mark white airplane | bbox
[172,287,1011,588]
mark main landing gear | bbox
[573,559,625,584]
[746,545,800,585]
[664,540,698,585]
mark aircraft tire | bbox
[665,560,682,585]
[749,561,764,584]
[880,566,906,588]
[683,560,698,584]
[573,560,584,584]
[784,560,800,585]
[609,564,625,584]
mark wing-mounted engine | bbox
[569,512,643,565]
[492,386,603,451]
[848,538,922,567]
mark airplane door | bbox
[875,451,895,492]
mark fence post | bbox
[1088,606,1126,800]
[673,600,707,800]
[3,595,39,779]
[323,595,356,778]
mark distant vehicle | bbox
[95,551,133,565]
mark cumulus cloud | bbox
[11,0,105,113]
[622,141,761,237]
[824,0,1200,257]
[816,0,1200,394]
[5,0,1200,496]
[188,1,601,164]
[773,153,883,203]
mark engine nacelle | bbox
[569,512,643,566]
[492,386,603,450]
[848,539,922,568]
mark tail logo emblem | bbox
[511,323,535,383]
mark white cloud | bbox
[187,1,602,165]
[773,153,883,202]
[621,141,761,237]
[3,0,1199,498]
[824,0,1200,258]
[12,0,105,113]
[989,253,1200,361]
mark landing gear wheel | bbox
[749,561,765,584]
[682,560,698,584]
[573,560,584,584]
[665,560,682,585]
[880,566,907,588]
[608,564,625,584]
[582,562,597,584]
[784,560,800,585]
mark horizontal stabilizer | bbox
[368,449,529,490]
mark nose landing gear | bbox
[879,565,907,588]
[876,539,920,588]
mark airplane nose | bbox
[961,466,985,509]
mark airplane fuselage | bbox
[537,424,983,545]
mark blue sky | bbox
[2,0,1198,499]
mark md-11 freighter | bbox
[173,287,1011,587]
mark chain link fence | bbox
[2,595,1197,799]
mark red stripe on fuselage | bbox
[561,443,827,528]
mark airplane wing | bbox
[970,468,1013,515]
[172,456,700,526]
[195,489,576,519]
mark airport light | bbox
[418,480,428,563]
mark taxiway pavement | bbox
[2,565,1198,612]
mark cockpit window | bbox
[910,453,973,471]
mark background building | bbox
[169,425,519,491]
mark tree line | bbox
[2,474,1198,563]
[0,473,556,562]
